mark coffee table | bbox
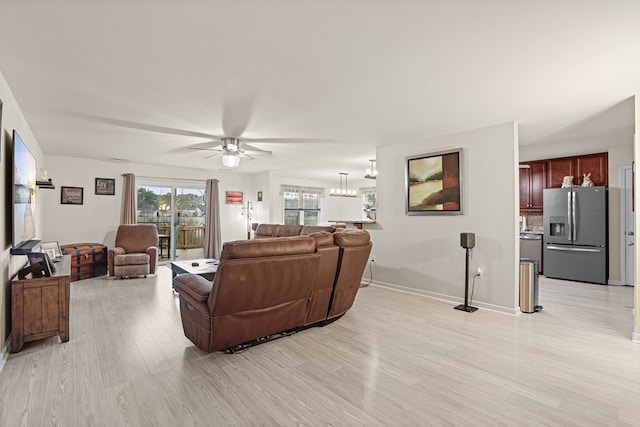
[171,258,218,290]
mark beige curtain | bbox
[204,178,222,259]
[122,173,137,224]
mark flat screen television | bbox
[12,130,38,250]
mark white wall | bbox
[41,155,254,246]
[267,172,371,225]
[370,122,519,313]
[0,69,46,361]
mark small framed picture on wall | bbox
[61,186,84,205]
[226,191,243,205]
[95,178,116,195]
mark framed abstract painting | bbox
[405,148,462,215]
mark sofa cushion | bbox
[309,231,334,247]
[254,223,278,238]
[275,224,303,237]
[221,236,316,261]
[334,230,371,247]
[114,253,149,265]
[301,225,335,235]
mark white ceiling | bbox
[1,1,638,181]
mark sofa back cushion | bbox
[328,230,373,319]
[275,224,303,237]
[115,224,159,253]
[207,236,319,350]
[220,236,315,261]
[301,225,335,235]
[304,232,340,325]
[254,223,278,238]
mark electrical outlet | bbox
[475,267,483,278]
[370,255,376,263]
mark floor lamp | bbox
[455,232,478,313]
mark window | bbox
[361,187,377,220]
[280,184,325,225]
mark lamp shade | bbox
[222,154,240,168]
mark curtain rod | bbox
[122,174,214,184]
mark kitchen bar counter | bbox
[328,220,376,229]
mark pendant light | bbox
[365,159,377,179]
[330,173,357,197]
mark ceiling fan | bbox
[188,137,272,168]
[65,104,338,168]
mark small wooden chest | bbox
[60,243,108,282]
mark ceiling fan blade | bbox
[221,95,254,138]
[241,153,256,160]
[205,152,224,159]
[70,112,221,139]
[188,146,223,152]
[242,137,339,144]
[241,143,272,154]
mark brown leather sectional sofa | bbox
[253,223,337,239]
[173,229,372,353]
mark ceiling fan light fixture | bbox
[222,137,240,153]
[222,154,240,168]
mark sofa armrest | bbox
[146,246,159,274]
[174,274,213,302]
[108,247,126,276]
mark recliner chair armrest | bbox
[146,246,159,274]
[174,274,213,302]
[108,247,126,276]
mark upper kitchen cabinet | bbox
[547,157,576,188]
[546,152,608,188]
[520,160,546,210]
[576,152,608,186]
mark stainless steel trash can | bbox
[519,258,542,313]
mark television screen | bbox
[13,130,37,247]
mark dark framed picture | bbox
[95,177,115,195]
[226,191,243,205]
[257,191,263,202]
[61,186,84,205]
[405,148,462,215]
[27,252,54,277]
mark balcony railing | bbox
[139,222,204,250]
[175,225,204,249]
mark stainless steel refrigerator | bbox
[543,186,608,284]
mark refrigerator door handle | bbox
[572,191,577,241]
[546,245,602,253]
[567,191,572,242]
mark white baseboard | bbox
[632,331,640,343]
[0,335,10,375]
[608,279,625,286]
[368,280,519,315]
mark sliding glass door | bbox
[137,181,205,261]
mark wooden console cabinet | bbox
[11,255,70,353]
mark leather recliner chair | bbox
[108,224,159,278]
[174,236,320,352]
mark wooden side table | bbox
[11,255,71,353]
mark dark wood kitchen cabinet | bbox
[547,157,576,188]
[11,255,70,353]
[576,152,608,186]
[546,152,608,188]
[519,161,546,210]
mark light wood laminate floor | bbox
[1,267,639,426]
